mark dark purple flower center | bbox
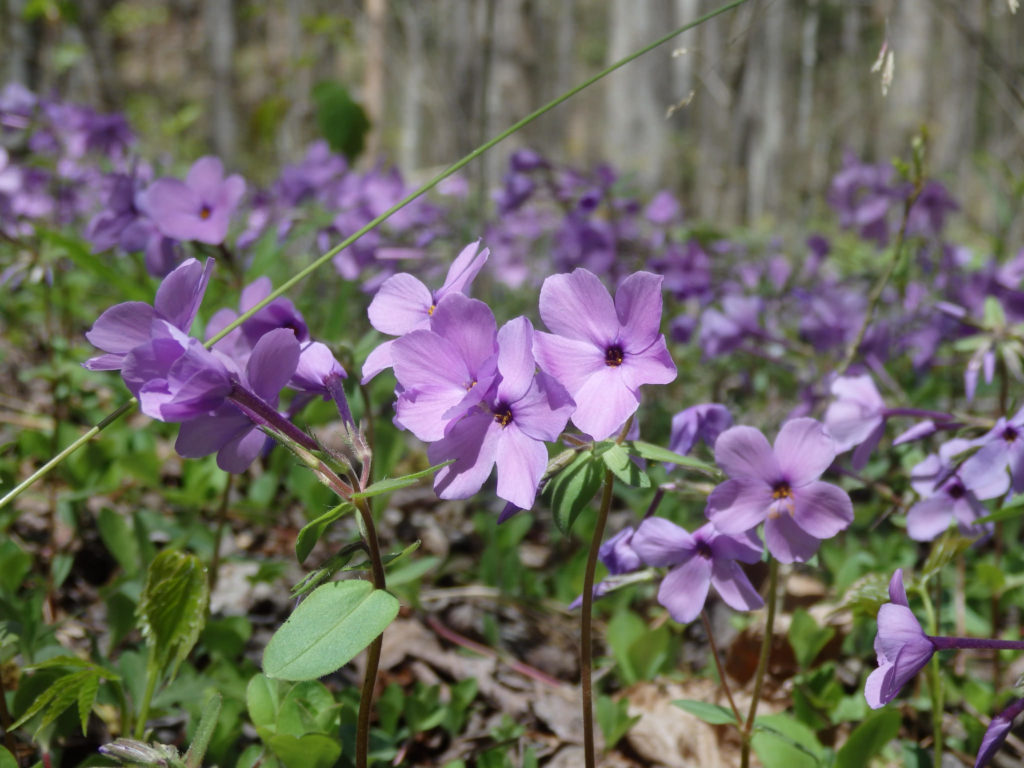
[493,404,513,427]
[1004,426,1019,443]
[199,204,212,220]
[695,540,713,560]
[947,482,966,500]
[772,482,793,500]
[605,345,624,367]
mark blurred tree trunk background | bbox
[2,0,1022,227]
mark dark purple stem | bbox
[930,635,1024,652]
[227,384,319,452]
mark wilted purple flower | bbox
[391,294,500,442]
[705,418,853,563]
[865,569,935,709]
[84,257,213,372]
[142,156,245,244]
[428,316,574,508]
[906,438,1006,541]
[823,374,886,469]
[961,409,1024,494]
[668,404,733,458]
[362,241,490,382]
[631,517,763,623]
[975,698,1024,768]
[533,269,677,441]
[175,329,300,473]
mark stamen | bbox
[605,345,624,367]
[772,482,792,500]
[199,204,212,220]
[494,405,513,427]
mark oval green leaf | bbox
[262,581,399,681]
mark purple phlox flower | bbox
[84,257,214,372]
[128,321,234,422]
[648,240,711,302]
[698,295,762,359]
[142,156,245,245]
[428,316,575,509]
[87,171,146,253]
[175,328,301,473]
[644,190,681,226]
[797,283,865,352]
[906,438,1005,541]
[391,294,500,442]
[552,216,616,276]
[961,409,1024,494]
[361,240,490,383]
[827,152,898,246]
[975,698,1024,768]
[533,269,677,441]
[668,404,733,460]
[568,526,643,609]
[823,374,886,469]
[274,140,347,206]
[631,517,764,623]
[705,418,853,564]
[865,569,935,709]
[290,341,347,397]
[206,276,309,364]
[965,346,997,403]
[893,419,938,446]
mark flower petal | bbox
[710,559,764,612]
[614,271,665,352]
[538,268,618,345]
[632,517,694,567]
[86,301,156,356]
[774,418,837,486]
[367,272,433,336]
[705,479,770,534]
[792,480,853,539]
[764,513,821,563]
[429,410,501,499]
[657,557,712,624]
[360,339,396,384]
[493,425,548,509]
[430,294,498,375]
[153,257,213,331]
[436,240,489,300]
[246,328,301,402]
[532,332,606,395]
[619,336,677,390]
[496,316,536,404]
[714,426,780,483]
[509,371,574,443]
[217,426,266,473]
[905,495,953,541]
[568,365,638,441]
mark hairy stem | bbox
[741,558,779,768]
[581,469,615,768]
[134,662,160,739]
[353,497,386,768]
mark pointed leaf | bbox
[835,708,900,768]
[545,451,604,535]
[295,503,354,563]
[672,699,739,725]
[137,549,210,680]
[76,671,100,736]
[602,444,651,489]
[350,461,454,500]
[625,440,718,476]
[263,580,399,681]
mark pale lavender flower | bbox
[631,517,763,623]
[668,404,732,458]
[961,409,1024,493]
[428,316,574,508]
[705,418,853,563]
[823,374,886,469]
[142,156,245,244]
[865,569,935,709]
[698,295,762,359]
[361,240,490,383]
[533,269,677,441]
[84,257,213,372]
[569,526,642,609]
[975,698,1024,768]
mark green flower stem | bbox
[0,0,750,511]
[701,610,742,726]
[581,469,615,768]
[133,661,160,739]
[740,558,779,768]
[918,580,943,764]
[353,495,386,768]
[208,475,234,593]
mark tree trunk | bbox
[206,0,238,163]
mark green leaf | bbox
[602,443,651,489]
[184,694,222,768]
[11,668,95,735]
[672,699,739,725]
[350,461,453,500]
[76,670,99,735]
[787,610,835,669]
[313,81,370,161]
[262,580,399,681]
[976,494,1024,524]
[596,695,641,748]
[0,540,32,595]
[246,674,281,730]
[295,503,354,563]
[835,708,900,768]
[545,451,604,535]
[624,440,718,476]
[267,733,341,768]
[0,747,16,768]
[137,549,210,681]
[920,531,972,582]
[751,714,825,768]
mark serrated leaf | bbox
[263,580,399,681]
[350,461,453,500]
[76,671,99,735]
[295,503,354,563]
[920,531,972,581]
[11,669,92,735]
[137,549,210,681]
[672,699,738,725]
[602,444,651,489]
[546,451,604,535]
[625,440,718,476]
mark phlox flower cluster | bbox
[83,258,345,472]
